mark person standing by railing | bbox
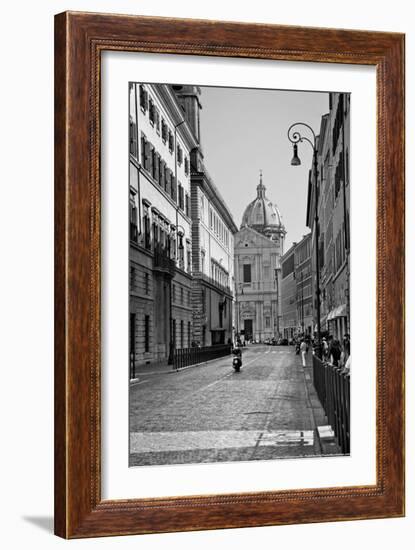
[300,339,307,367]
[322,337,329,359]
[340,334,350,372]
[329,339,342,366]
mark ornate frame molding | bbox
[55,11,404,538]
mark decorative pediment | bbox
[235,225,280,250]
[241,303,255,316]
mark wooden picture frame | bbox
[54,11,405,538]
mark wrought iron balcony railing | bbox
[153,244,176,276]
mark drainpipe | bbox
[341,94,350,335]
[168,119,185,363]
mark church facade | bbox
[234,174,286,343]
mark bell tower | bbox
[172,84,202,144]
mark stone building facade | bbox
[281,233,313,339]
[129,83,198,373]
[306,92,350,341]
[234,174,286,342]
[281,244,297,340]
[172,85,238,347]
[294,233,313,336]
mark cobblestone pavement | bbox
[129,345,341,466]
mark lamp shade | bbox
[291,143,301,166]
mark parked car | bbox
[279,338,289,345]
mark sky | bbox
[196,85,329,249]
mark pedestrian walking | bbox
[300,340,307,367]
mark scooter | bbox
[232,347,242,372]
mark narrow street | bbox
[129,345,340,466]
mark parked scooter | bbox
[232,346,243,372]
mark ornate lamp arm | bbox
[287,122,317,152]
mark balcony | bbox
[153,244,176,277]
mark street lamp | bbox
[287,122,322,358]
[236,282,244,342]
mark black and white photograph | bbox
[1,0,410,544]
[128,82,350,467]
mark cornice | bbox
[152,85,199,151]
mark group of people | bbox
[296,333,350,373]
[321,333,351,372]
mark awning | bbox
[327,303,347,321]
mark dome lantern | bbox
[257,169,266,199]
[241,171,286,241]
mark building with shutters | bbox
[234,173,286,342]
[294,233,313,336]
[280,233,313,339]
[129,83,198,373]
[172,85,238,347]
[281,244,297,340]
[306,92,350,341]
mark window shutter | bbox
[171,175,177,201]
[144,140,151,171]
[159,162,166,189]
[185,194,189,217]
[154,152,160,182]
[148,143,153,174]
[141,135,146,167]
[155,108,160,132]
[164,166,169,195]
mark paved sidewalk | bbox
[130,351,233,380]
[299,350,341,456]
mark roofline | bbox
[317,113,330,156]
[281,244,296,263]
[281,231,312,263]
[152,84,199,151]
[191,170,238,234]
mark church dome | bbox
[241,172,284,232]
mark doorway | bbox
[244,319,253,341]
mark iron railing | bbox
[312,355,350,454]
[173,344,231,371]
[153,244,176,275]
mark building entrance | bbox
[211,330,225,346]
[244,319,253,341]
